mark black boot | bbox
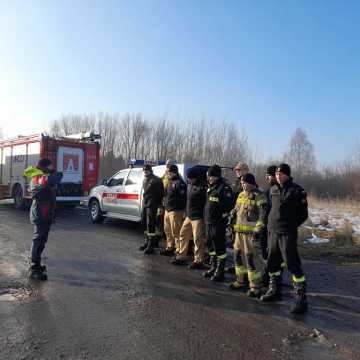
[139,234,148,251]
[144,237,155,255]
[153,235,160,248]
[170,258,186,266]
[159,248,175,256]
[260,276,282,302]
[211,258,226,282]
[290,282,308,314]
[28,265,48,281]
[262,271,270,288]
[202,256,217,278]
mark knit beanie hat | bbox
[168,164,178,174]
[207,165,222,177]
[241,173,257,186]
[143,164,152,172]
[37,158,52,169]
[187,168,198,179]
[266,165,277,176]
[276,163,291,176]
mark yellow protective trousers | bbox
[234,232,264,290]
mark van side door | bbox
[102,170,128,213]
[122,168,143,219]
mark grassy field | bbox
[298,196,360,264]
[308,195,360,216]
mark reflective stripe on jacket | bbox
[234,189,268,234]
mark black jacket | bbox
[268,178,308,234]
[186,180,207,220]
[263,182,276,225]
[232,177,243,205]
[164,175,187,212]
[205,178,233,225]
[143,174,164,208]
[26,168,63,225]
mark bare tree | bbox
[49,114,96,136]
[284,127,316,177]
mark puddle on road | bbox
[0,292,16,301]
[283,329,350,360]
[0,288,32,302]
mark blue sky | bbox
[0,0,359,166]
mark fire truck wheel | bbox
[89,199,104,223]
[13,185,25,210]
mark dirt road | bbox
[1,202,359,360]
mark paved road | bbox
[1,202,359,360]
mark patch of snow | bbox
[317,225,335,232]
[304,233,330,245]
[309,207,360,235]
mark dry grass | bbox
[299,197,360,262]
[298,226,360,264]
[308,195,360,216]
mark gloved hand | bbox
[226,208,237,226]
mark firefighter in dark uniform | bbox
[261,163,309,314]
[161,164,187,256]
[203,165,233,282]
[140,164,164,255]
[171,167,207,268]
[261,165,278,285]
[24,158,63,281]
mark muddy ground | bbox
[1,202,360,360]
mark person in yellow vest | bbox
[24,158,63,281]
[230,173,269,298]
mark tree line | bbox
[49,113,360,199]
[50,113,248,179]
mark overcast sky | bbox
[1,0,359,166]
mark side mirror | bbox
[102,178,108,185]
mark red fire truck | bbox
[0,133,100,209]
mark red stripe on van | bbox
[116,193,139,200]
[102,193,138,200]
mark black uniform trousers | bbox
[267,231,304,279]
[260,229,268,261]
[31,222,51,265]
[206,223,227,258]
[145,206,158,235]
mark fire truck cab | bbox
[0,133,100,209]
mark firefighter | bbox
[232,162,250,200]
[160,164,187,256]
[261,163,309,314]
[140,164,164,255]
[264,165,277,201]
[24,158,63,281]
[203,165,233,282]
[156,160,173,242]
[171,168,207,269]
[226,162,250,276]
[229,173,268,297]
[261,165,278,285]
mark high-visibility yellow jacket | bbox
[233,189,268,234]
